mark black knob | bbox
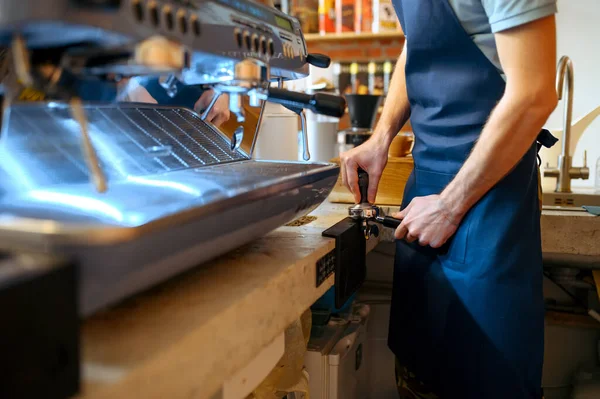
[307,53,331,68]
[378,216,402,229]
[266,88,346,118]
[357,167,369,204]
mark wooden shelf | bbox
[305,31,404,43]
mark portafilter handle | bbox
[357,167,369,204]
[266,87,346,118]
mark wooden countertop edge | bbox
[79,206,378,399]
[77,200,598,399]
[545,310,600,330]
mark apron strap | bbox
[535,129,557,210]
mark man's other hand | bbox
[392,195,460,248]
[340,135,390,204]
[194,90,231,127]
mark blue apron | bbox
[388,1,544,398]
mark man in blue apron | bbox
[340,1,558,398]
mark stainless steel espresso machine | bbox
[0,0,346,315]
[0,3,347,396]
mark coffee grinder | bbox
[337,94,383,155]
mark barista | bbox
[340,0,558,398]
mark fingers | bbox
[207,105,230,126]
[397,201,412,220]
[340,152,360,203]
[212,113,228,127]
[394,221,408,240]
[194,90,231,126]
[405,232,418,243]
[345,160,361,203]
[429,239,443,249]
[340,155,347,190]
[194,90,213,112]
[367,172,381,204]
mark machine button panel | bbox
[316,249,336,287]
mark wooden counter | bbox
[78,201,599,399]
[79,203,377,399]
[370,205,600,258]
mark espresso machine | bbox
[0,2,346,396]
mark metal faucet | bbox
[543,56,589,193]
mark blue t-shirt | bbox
[136,77,205,110]
[447,0,557,76]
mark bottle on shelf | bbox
[318,0,336,34]
[355,0,373,34]
[372,0,400,33]
[335,0,355,33]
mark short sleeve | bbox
[482,0,557,33]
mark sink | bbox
[542,188,600,210]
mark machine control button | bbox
[243,30,251,50]
[191,16,200,36]
[149,1,159,27]
[177,9,187,34]
[132,0,144,22]
[260,36,267,55]
[268,39,274,56]
[234,28,243,48]
[163,6,174,31]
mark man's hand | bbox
[392,195,459,248]
[340,135,390,203]
[399,16,557,247]
[194,89,230,127]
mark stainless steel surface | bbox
[299,110,310,161]
[0,103,339,315]
[57,170,337,315]
[542,189,600,208]
[69,97,108,193]
[0,0,340,316]
[0,103,248,183]
[543,56,590,193]
[200,90,223,121]
[0,0,310,82]
[0,102,338,242]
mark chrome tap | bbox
[543,56,589,193]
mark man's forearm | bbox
[373,48,411,147]
[440,92,557,219]
[439,15,557,221]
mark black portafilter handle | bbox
[376,216,402,229]
[306,53,331,69]
[267,87,346,118]
[357,167,369,204]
